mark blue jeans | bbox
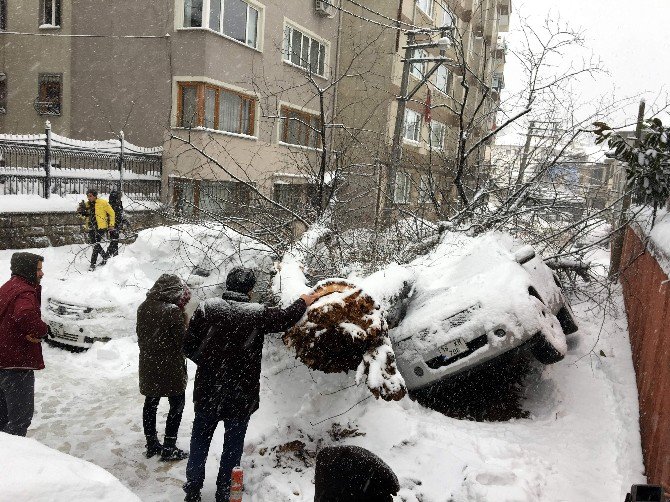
[0,369,35,436]
[184,412,249,501]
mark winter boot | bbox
[89,263,96,271]
[183,491,201,502]
[161,437,188,462]
[144,435,162,459]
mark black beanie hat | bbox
[226,266,256,294]
[10,252,44,284]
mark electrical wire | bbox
[0,30,169,39]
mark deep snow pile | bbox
[0,193,161,213]
[42,223,274,340]
[0,433,140,501]
[0,228,646,501]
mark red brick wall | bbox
[620,226,670,493]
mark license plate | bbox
[438,338,468,358]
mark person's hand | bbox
[26,334,42,344]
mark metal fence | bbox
[0,123,162,199]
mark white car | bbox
[391,234,578,390]
[44,297,125,351]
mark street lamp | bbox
[385,29,454,216]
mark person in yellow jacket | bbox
[80,188,115,271]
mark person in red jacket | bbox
[0,252,49,436]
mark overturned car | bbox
[388,233,578,390]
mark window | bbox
[435,65,452,94]
[410,49,427,79]
[171,176,254,216]
[0,0,7,31]
[40,0,61,27]
[416,0,433,18]
[441,6,454,28]
[429,121,445,150]
[393,171,411,204]
[0,74,6,113]
[36,74,62,115]
[492,73,504,92]
[403,109,421,143]
[183,0,259,49]
[177,81,256,136]
[283,25,328,78]
[183,0,204,27]
[274,182,317,211]
[418,174,432,203]
[280,106,322,149]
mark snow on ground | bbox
[0,194,161,213]
[0,230,645,501]
[0,433,140,502]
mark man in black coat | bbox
[182,267,320,502]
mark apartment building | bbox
[333,0,511,224]
[0,0,340,216]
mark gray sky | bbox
[501,0,669,142]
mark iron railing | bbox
[0,122,163,199]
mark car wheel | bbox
[527,292,567,364]
[556,305,578,335]
[531,332,565,364]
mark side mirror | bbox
[514,245,536,265]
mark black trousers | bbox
[142,393,186,439]
[88,229,108,265]
[0,369,35,437]
[107,228,119,257]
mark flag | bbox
[424,88,432,124]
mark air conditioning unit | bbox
[315,0,335,17]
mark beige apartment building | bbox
[333,0,511,224]
[0,0,340,216]
[0,0,509,225]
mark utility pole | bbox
[386,31,416,213]
[385,30,452,218]
[609,99,645,279]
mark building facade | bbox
[0,0,510,226]
[333,0,511,225]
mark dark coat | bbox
[314,445,400,502]
[0,275,48,370]
[136,274,188,397]
[184,291,307,420]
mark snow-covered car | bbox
[391,233,578,390]
[44,297,122,351]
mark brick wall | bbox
[620,225,670,494]
[0,211,166,250]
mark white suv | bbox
[391,237,578,391]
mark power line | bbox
[0,30,169,39]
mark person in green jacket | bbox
[136,274,191,461]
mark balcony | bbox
[497,0,511,32]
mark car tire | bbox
[527,293,567,365]
[531,332,565,364]
[556,305,578,335]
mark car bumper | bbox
[46,319,112,349]
[395,325,539,390]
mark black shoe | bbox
[162,436,188,461]
[100,258,108,266]
[89,264,96,271]
[145,439,162,459]
[184,491,201,502]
